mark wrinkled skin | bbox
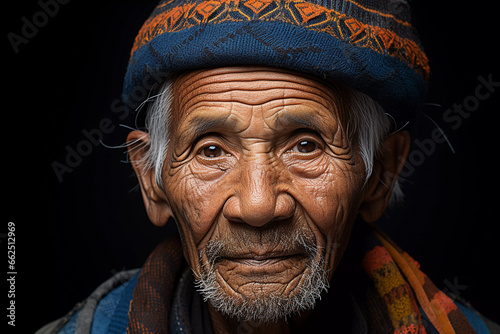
[128,66,410,333]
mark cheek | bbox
[165,163,230,245]
[293,159,364,226]
[291,158,365,258]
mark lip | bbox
[221,253,305,266]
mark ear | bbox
[127,130,172,227]
[359,131,410,223]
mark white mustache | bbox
[203,225,318,265]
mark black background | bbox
[4,0,499,333]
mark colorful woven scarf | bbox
[362,225,476,334]
[126,225,476,333]
[127,237,185,333]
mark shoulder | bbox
[36,269,140,334]
[455,301,500,334]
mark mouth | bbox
[212,251,311,286]
[224,253,305,266]
[202,226,318,277]
[216,250,310,276]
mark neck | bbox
[208,305,312,334]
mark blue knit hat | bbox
[123,0,429,127]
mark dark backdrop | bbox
[5,1,499,332]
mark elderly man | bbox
[38,0,498,333]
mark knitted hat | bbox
[123,0,429,127]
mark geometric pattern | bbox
[364,227,477,333]
[131,0,429,79]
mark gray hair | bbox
[137,77,404,205]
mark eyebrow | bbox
[177,109,335,144]
[275,111,332,135]
[178,114,234,143]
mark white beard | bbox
[194,228,330,323]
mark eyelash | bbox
[291,139,319,153]
[194,130,324,158]
[194,134,229,159]
[198,144,226,158]
[288,130,324,151]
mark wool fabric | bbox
[123,0,430,127]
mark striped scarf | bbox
[362,225,475,333]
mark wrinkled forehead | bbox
[168,66,351,135]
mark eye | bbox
[200,145,223,158]
[292,140,318,153]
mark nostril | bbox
[222,192,296,227]
[274,192,296,221]
[222,196,244,223]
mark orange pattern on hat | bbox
[130,0,430,79]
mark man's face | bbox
[154,66,369,320]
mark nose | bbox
[223,162,295,227]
